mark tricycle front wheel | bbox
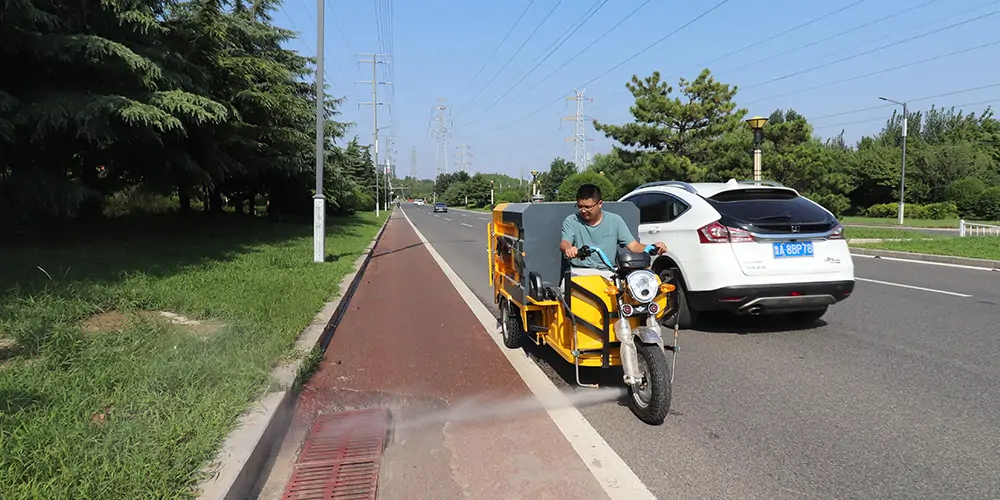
[628,343,672,425]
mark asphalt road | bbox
[402,204,1000,500]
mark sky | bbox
[275,0,1000,181]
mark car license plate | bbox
[773,241,814,258]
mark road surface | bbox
[404,204,1000,500]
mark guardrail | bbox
[959,219,1000,237]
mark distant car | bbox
[413,199,425,206]
[433,202,448,213]
[618,178,855,328]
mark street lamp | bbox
[879,96,908,225]
[490,179,495,207]
[745,116,768,184]
[530,170,540,197]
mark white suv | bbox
[618,179,855,328]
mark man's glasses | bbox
[576,201,600,212]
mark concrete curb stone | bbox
[850,246,1000,270]
[194,211,393,500]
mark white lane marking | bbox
[852,253,999,272]
[479,217,488,221]
[443,217,452,221]
[401,210,655,500]
[461,223,473,228]
[461,213,468,217]
[433,214,439,218]
[856,277,972,297]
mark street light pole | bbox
[879,96,908,225]
[745,116,768,184]
[312,0,325,263]
[490,179,494,207]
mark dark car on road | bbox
[433,202,448,213]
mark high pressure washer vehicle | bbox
[487,201,680,425]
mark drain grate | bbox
[280,408,391,500]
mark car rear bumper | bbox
[686,280,855,315]
[433,208,447,212]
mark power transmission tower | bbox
[358,53,391,217]
[410,147,418,179]
[430,99,452,177]
[454,143,472,172]
[563,88,593,170]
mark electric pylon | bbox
[454,143,472,172]
[430,99,452,176]
[563,88,593,170]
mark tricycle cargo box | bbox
[491,201,640,302]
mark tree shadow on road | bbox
[692,313,828,334]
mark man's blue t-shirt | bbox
[561,211,636,270]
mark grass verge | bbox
[852,237,1000,261]
[0,211,382,499]
[841,216,1000,228]
[844,226,947,241]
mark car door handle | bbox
[648,229,660,234]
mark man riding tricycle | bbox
[487,184,680,425]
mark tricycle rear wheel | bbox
[627,343,672,425]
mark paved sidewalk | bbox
[255,211,609,500]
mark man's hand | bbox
[563,245,579,259]
[652,241,668,255]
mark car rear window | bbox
[707,189,835,233]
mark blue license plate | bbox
[773,241,814,258]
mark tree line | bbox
[419,69,999,221]
[1,0,384,232]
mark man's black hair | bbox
[576,183,602,202]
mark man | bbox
[559,184,667,279]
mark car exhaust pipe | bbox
[747,306,762,316]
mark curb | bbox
[194,210,393,500]
[850,246,1000,270]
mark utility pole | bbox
[430,99,452,178]
[879,96,908,225]
[312,0,326,263]
[358,53,391,217]
[410,147,418,179]
[563,88,593,170]
[454,143,472,172]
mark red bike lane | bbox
[257,211,609,500]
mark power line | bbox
[508,0,654,103]
[452,0,536,106]
[807,82,1000,122]
[461,0,610,127]
[740,7,1000,92]
[716,0,945,78]
[666,0,871,81]
[472,0,732,138]
[814,97,998,131]
[743,38,1000,106]
[454,0,566,118]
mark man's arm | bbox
[617,215,666,254]
[560,216,576,253]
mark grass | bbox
[0,211,383,499]
[842,226,947,241]
[852,237,1000,261]
[841,216,1000,228]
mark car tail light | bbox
[828,224,845,240]
[697,221,755,244]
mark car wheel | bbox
[787,307,827,324]
[659,268,697,329]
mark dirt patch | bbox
[80,310,132,334]
[1,337,16,366]
[80,310,225,337]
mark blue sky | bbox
[275,0,1000,181]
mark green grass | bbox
[843,226,947,240]
[841,216,1000,228]
[853,236,1000,261]
[0,211,383,499]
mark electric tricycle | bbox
[487,201,680,425]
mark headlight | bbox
[625,270,659,303]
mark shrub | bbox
[974,187,1000,220]
[944,177,986,215]
[921,201,958,220]
[863,202,956,220]
[556,172,618,202]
